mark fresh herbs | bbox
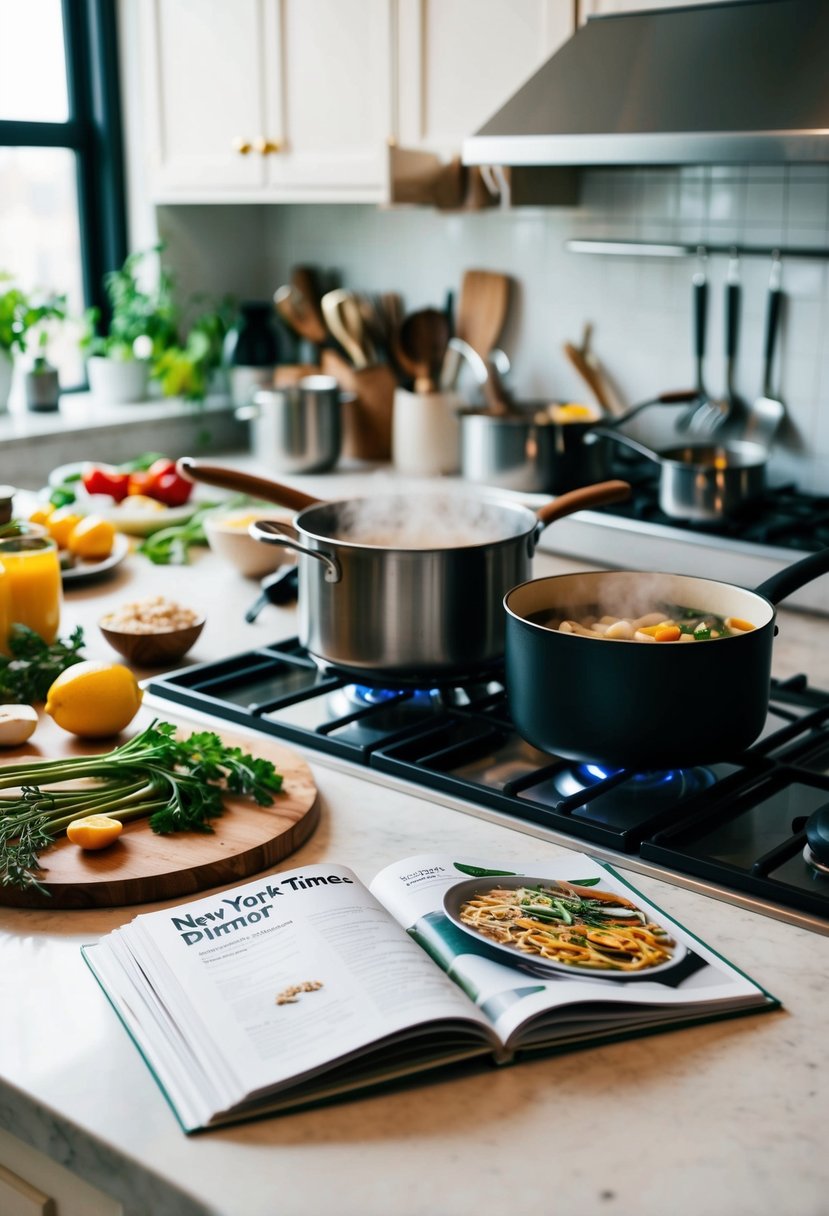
[0,625,86,704]
[137,505,214,565]
[0,719,284,891]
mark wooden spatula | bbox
[455,269,511,360]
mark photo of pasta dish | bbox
[457,879,676,973]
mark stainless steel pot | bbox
[459,407,608,493]
[588,428,767,521]
[460,391,698,495]
[235,375,345,474]
[176,458,630,680]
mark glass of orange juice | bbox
[0,529,62,647]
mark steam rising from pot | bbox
[330,493,525,549]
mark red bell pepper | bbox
[81,465,131,502]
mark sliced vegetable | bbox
[66,814,124,851]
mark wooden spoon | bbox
[290,266,327,343]
[455,269,511,360]
[395,308,451,393]
[321,289,376,369]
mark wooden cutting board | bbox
[0,708,319,910]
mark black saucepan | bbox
[503,547,829,771]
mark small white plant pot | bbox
[87,356,150,405]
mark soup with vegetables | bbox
[533,604,756,642]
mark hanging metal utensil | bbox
[744,252,786,448]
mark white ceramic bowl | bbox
[203,507,297,578]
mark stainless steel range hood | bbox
[463,0,829,168]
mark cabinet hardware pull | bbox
[254,137,282,155]
[233,137,253,155]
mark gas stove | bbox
[535,466,829,615]
[145,640,829,936]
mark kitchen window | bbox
[0,0,126,391]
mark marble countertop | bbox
[1,461,828,1216]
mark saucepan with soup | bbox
[504,547,829,771]
[177,458,630,680]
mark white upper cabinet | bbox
[579,0,723,16]
[138,0,576,202]
[396,0,574,157]
[142,0,393,201]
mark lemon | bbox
[45,661,143,738]
[66,814,124,851]
[28,504,54,529]
[68,515,116,559]
[47,507,85,549]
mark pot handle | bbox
[530,479,631,552]
[249,520,341,584]
[753,546,829,606]
[583,428,662,462]
[177,458,322,512]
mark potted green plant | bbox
[151,296,234,402]
[81,245,178,404]
[22,295,67,413]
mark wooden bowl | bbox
[98,617,205,667]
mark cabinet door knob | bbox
[233,137,253,155]
[254,136,282,155]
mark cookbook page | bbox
[92,863,494,1108]
[370,853,773,1047]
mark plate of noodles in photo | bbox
[443,874,687,981]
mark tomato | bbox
[127,471,154,496]
[144,459,193,507]
[81,465,131,501]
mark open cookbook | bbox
[82,852,778,1133]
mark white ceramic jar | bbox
[391,387,461,476]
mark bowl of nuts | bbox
[99,596,205,667]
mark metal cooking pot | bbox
[460,390,698,495]
[235,374,346,474]
[503,547,829,771]
[459,407,608,494]
[587,427,767,521]
[177,458,630,680]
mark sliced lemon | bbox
[66,814,123,851]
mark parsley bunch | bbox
[0,719,283,891]
[0,625,86,703]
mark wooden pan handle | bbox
[535,479,631,530]
[176,459,322,512]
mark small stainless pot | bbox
[236,375,344,474]
[589,428,768,521]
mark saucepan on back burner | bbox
[504,546,829,772]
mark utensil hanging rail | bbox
[565,238,829,260]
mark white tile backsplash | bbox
[156,164,829,494]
